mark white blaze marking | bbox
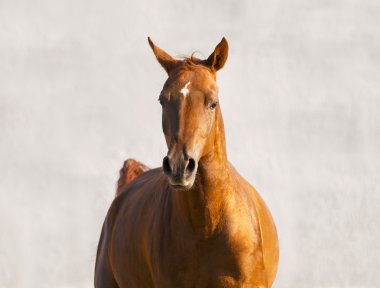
[180,81,191,98]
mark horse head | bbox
[148,37,229,190]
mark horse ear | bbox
[204,37,229,72]
[148,37,179,75]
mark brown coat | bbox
[95,38,279,288]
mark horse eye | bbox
[210,101,218,110]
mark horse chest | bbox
[155,231,255,288]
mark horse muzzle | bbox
[162,154,197,190]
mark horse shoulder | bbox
[95,190,124,288]
[227,163,279,287]
[109,168,171,286]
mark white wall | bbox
[1,0,379,287]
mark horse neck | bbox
[171,107,230,237]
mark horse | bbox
[95,37,279,288]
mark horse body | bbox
[96,167,278,287]
[95,38,278,287]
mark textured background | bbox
[1,0,379,287]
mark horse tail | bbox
[116,159,150,196]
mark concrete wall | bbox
[1,0,379,287]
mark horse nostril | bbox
[162,156,171,175]
[186,158,196,174]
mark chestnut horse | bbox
[95,38,279,287]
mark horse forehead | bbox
[177,68,215,85]
[163,70,217,98]
[180,81,191,98]
[177,75,216,94]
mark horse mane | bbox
[180,53,212,72]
